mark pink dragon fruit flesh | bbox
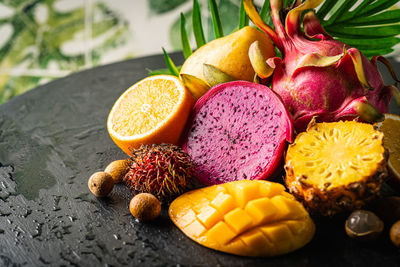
[182,81,293,185]
[244,0,399,131]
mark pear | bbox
[180,26,275,98]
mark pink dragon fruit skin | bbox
[182,81,293,185]
[244,0,394,131]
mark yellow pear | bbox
[180,26,275,89]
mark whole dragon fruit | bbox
[244,0,398,131]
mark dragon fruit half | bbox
[182,81,293,185]
[244,0,398,131]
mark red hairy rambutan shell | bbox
[123,144,194,201]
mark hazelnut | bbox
[129,193,161,222]
[104,159,129,183]
[390,220,400,247]
[88,172,114,197]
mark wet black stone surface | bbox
[0,53,399,266]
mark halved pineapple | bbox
[285,120,387,216]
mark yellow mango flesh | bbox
[180,26,275,83]
[169,180,315,257]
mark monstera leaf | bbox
[0,0,129,103]
[148,0,188,14]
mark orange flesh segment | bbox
[110,79,181,137]
[169,180,315,257]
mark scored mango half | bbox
[169,180,315,257]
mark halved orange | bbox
[107,75,195,156]
[376,113,400,191]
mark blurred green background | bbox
[0,0,399,104]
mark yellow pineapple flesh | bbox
[285,120,387,216]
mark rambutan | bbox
[124,144,194,201]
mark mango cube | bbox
[206,221,236,245]
[184,219,207,237]
[260,224,293,252]
[240,229,273,256]
[224,208,253,234]
[175,208,196,228]
[245,197,278,225]
[285,220,306,235]
[228,180,260,207]
[270,195,304,221]
[223,238,249,256]
[192,197,212,213]
[210,192,235,214]
[196,205,222,228]
[258,181,285,198]
[201,185,226,200]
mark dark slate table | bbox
[0,53,399,266]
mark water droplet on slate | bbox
[85,233,95,240]
[128,251,135,258]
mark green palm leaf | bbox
[316,0,400,57]
[162,48,180,76]
[180,13,192,58]
[239,0,250,29]
[209,0,224,38]
[260,0,272,25]
[192,0,206,48]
